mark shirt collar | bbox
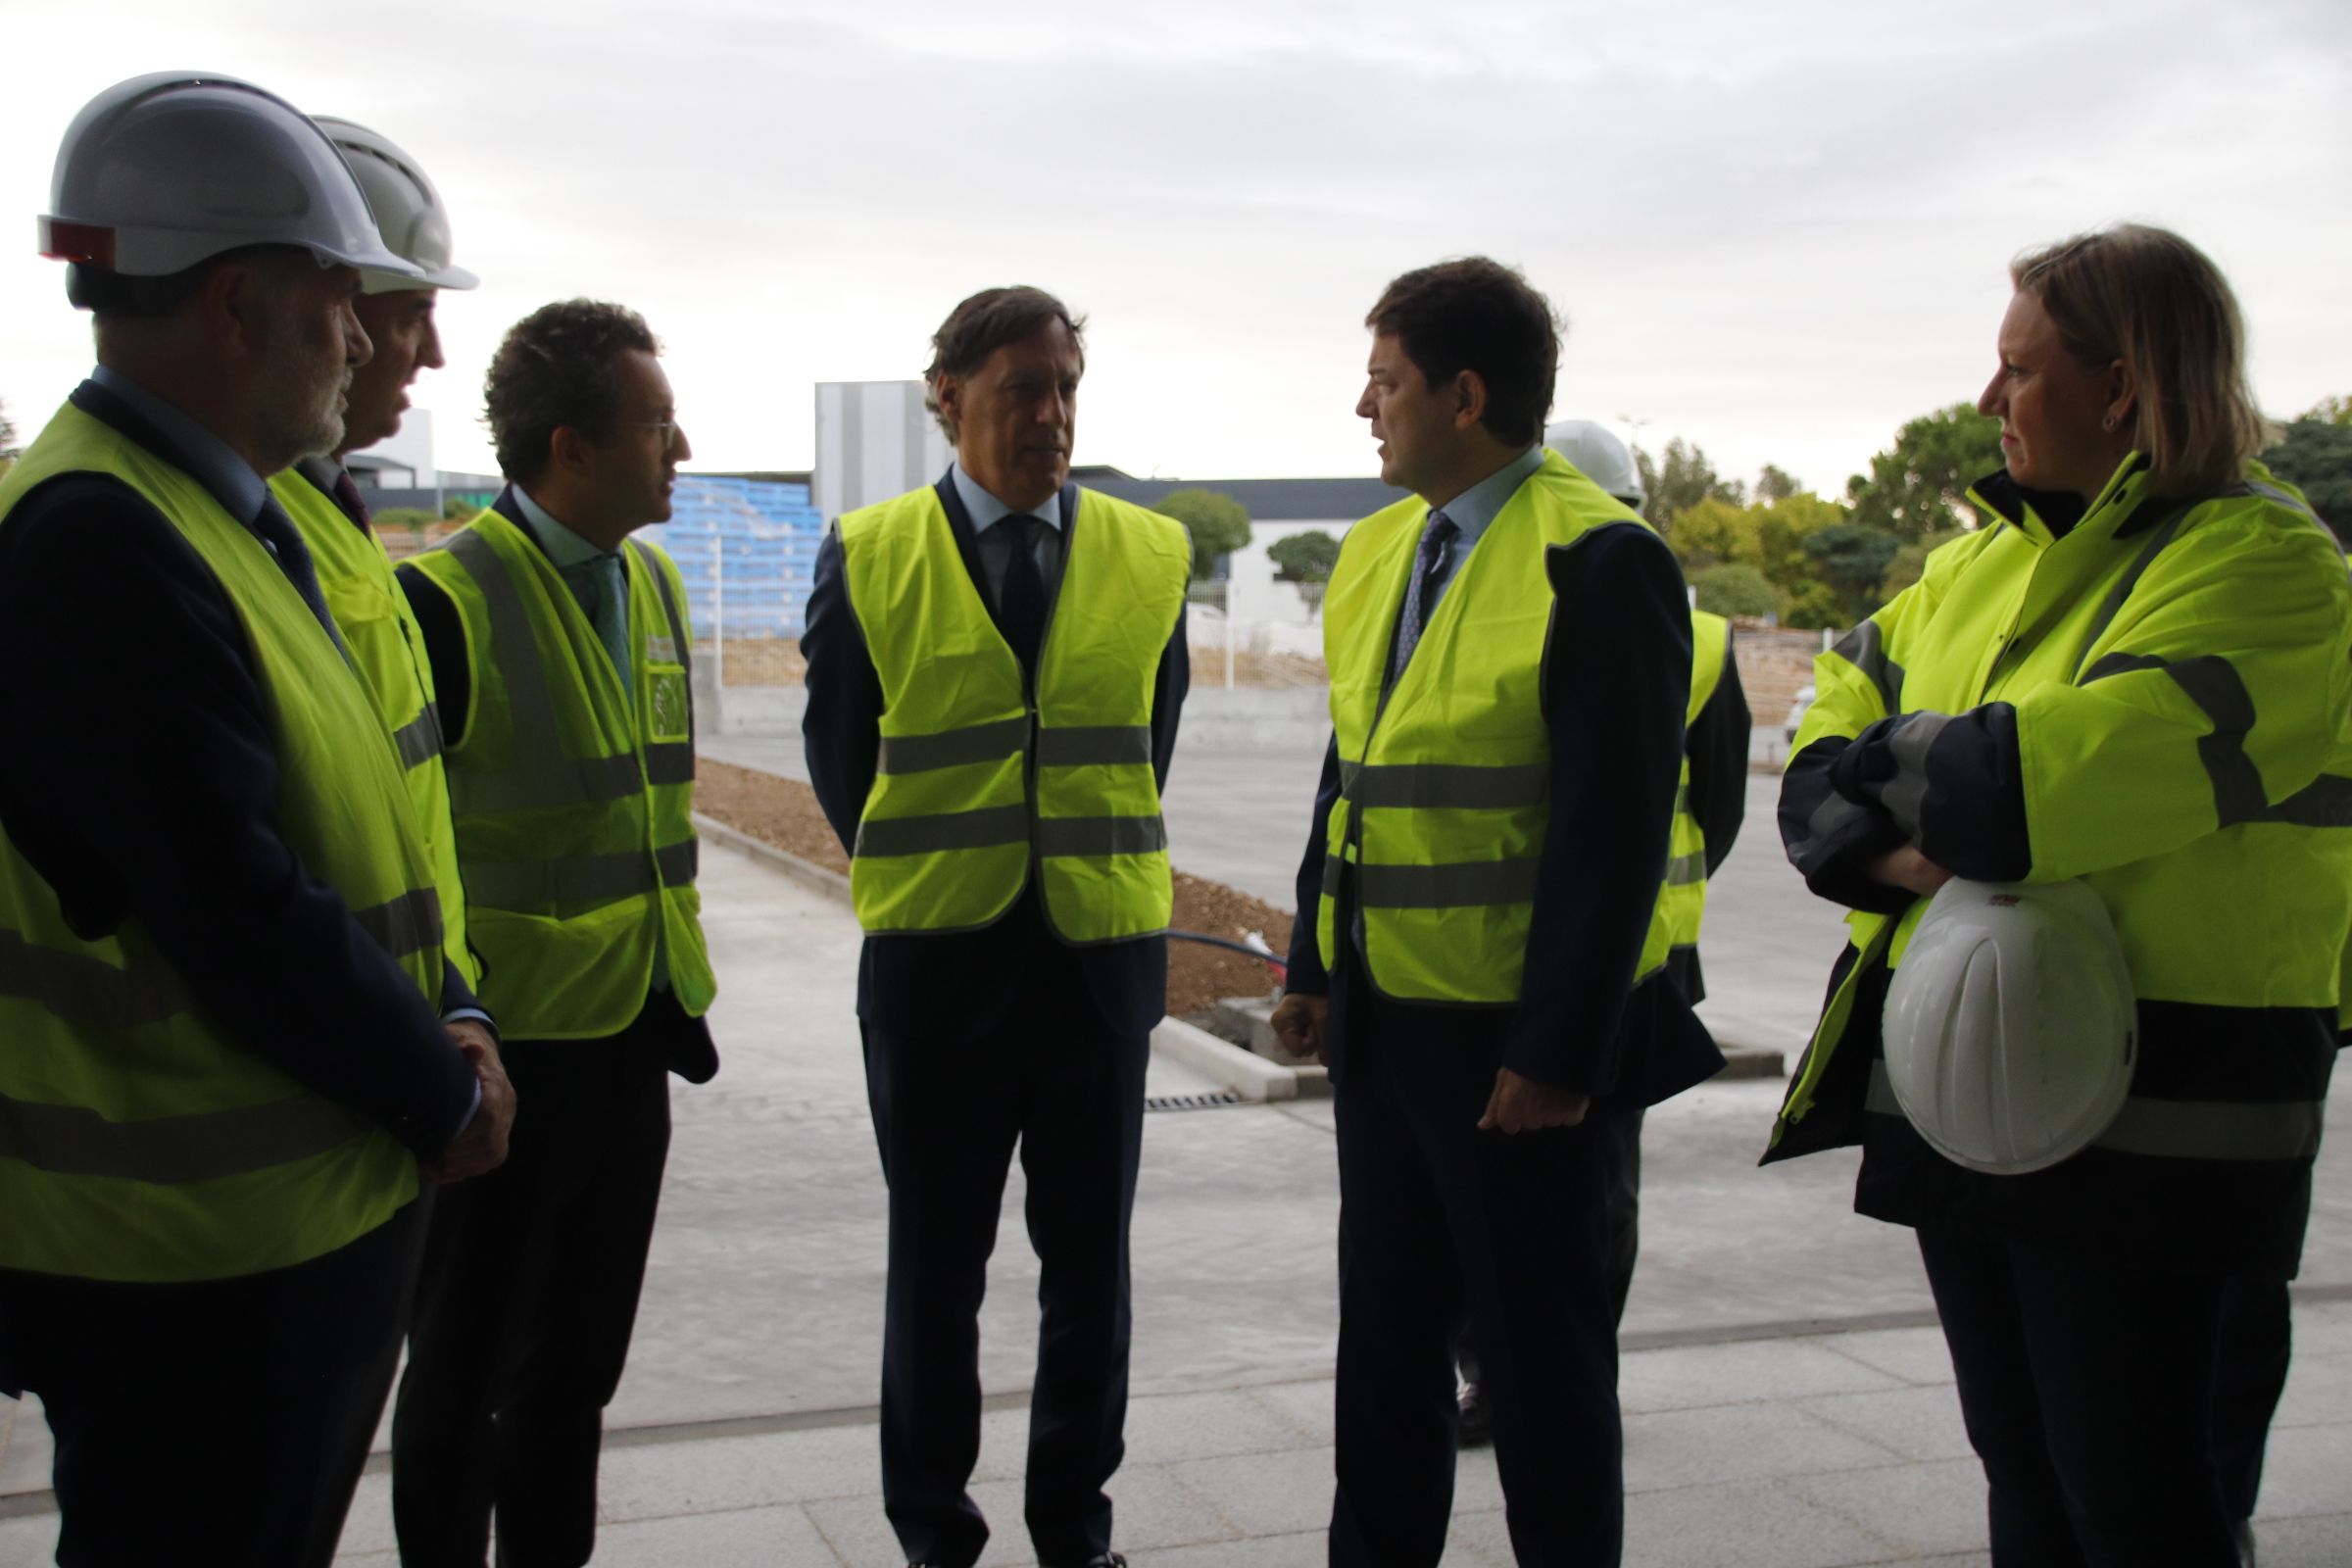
[90,365,270,525]
[952,461,1062,536]
[514,485,615,568]
[1429,444,1545,548]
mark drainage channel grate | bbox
[1145,1091,1245,1113]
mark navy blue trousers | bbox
[1331,998,1628,1567]
[1919,1223,2242,1566]
[862,962,1150,1568]
[0,1209,412,1568]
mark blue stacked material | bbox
[638,476,827,639]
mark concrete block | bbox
[1166,1446,1333,1538]
[598,1424,881,1521]
[2274,1349,2352,1429]
[1622,1401,1905,1493]
[2245,1511,2352,1568]
[696,814,852,906]
[1793,1384,1976,1464]
[1619,1337,1905,1414]
[1125,1529,1327,1567]
[1781,1457,1989,1558]
[0,1516,57,1566]
[1712,1044,1788,1079]
[1807,1325,1958,1387]
[1124,1388,1317,1465]
[1626,1476,1901,1568]
[1152,1016,1298,1102]
[2251,1422,2352,1520]
[1210,996,1333,1093]
[2290,1298,2352,1356]
[592,1502,838,1567]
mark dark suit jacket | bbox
[802,474,1191,1043]
[1284,521,1723,1107]
[0,379,479,1153]
[397,484,719,1082]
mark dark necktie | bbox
[329,466,372,528]
[997,514,1049,670]
[1388,510,1458,688]
[251,492,348,656]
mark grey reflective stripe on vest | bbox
[1339,760,1550,810]
[646,743,696,786]
[2082,652,2267,827]
[463,838,700,907]
[855,803,1029,858]
[1038,815,1167,858]
[878,716,1028,775]
[1664,851,1707,887]
[1037,725,1152,768]
[1865,1061,2321,1161]
[350,888,444,962]
[1830,619,1905,716]
[1879,710,1954,838]
[1325,855,1541,908]
[444,529,650,814]
[0,931,190,1031]
[0,1085,371,1185]
[2071,498,2197,680]
[393,703,445,769]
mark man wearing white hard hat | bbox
[1447,419,1753,1442]
[0,73,513,1567]
[264,114,494,1561]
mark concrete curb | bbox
[694,813,851,906]
[1151,1015,1298,1103]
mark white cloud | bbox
[2,0,2345,500]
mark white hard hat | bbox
[1545,419,1643,511]
[37,73,423,282]
[313,117,477,294]
[1881,878,2136,1175]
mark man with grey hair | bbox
[803,285,1191,1568]
[0,73,509,1567]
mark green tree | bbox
[1754,465,1804,504]
[2308,394,2351,427]
[1267,529,1341,584]
[443,494,484,519]
[0,397,18,462]
[1635,437,1743,532]
[1152,487,1251,578]
[1802,524,1903,622]
[1690,563,1780,619]
[1846,404,2005,540]
[2265,416,2352,542]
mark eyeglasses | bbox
[620,419,682,454]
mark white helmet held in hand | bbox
[38,72,423,281]
[1545,419,1643,511]
[1882,878,2136,1175]
[313,116,478,295]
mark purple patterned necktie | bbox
[329,466,373,528]
[1388,510,1458,687]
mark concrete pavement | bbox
[3,815,2350,1564]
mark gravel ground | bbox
[693,756,1294,1016]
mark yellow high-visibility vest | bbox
[405,509,714,1037]
[838,485,1190,942]
[1317,450,1677,1003]
[0,401,443,1282]
[271,467,478,986]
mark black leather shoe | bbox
[1457,1380,1494,1446]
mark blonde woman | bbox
[1770,224,2352,1565]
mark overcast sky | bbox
[3,0,2346,498]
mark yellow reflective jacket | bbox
[0,403,442,1282]
[405,508,715,1038]
[838,484,1190,943]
